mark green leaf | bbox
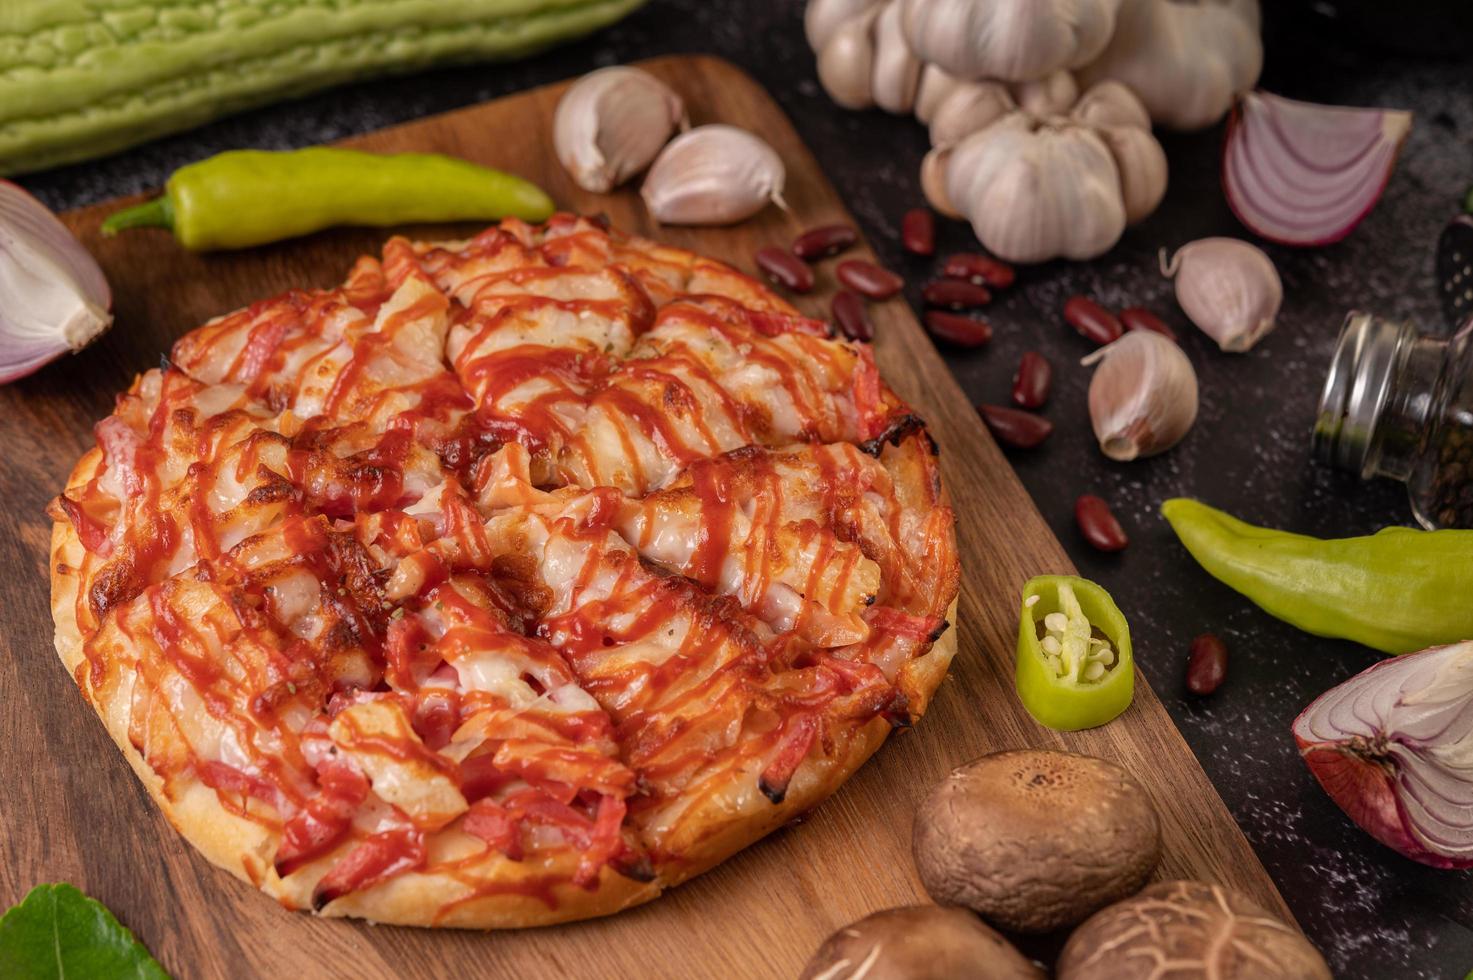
[0,884,169,980]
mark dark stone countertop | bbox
[18,2,1473,976]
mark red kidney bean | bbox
[901,208,936,256]
[793,224,858,261]
[831,289,874,342]
[1186,633,1229,695]
[1074,494,1128,552]
[942,252,1015,289]
[924,312,992,348]
[1064,296,1124,346]
[1119,306,1178,342]
[923,279,992,309]
[978,404,1052,449]
[1010,351,1052,409]
[753,246,814,293]
[836,259,904,300]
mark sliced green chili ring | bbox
[1015,575,1134,731]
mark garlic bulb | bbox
[553,67,687,194]
[901,0,1120,82]
[641,126,787,226]
[1161,238,1281,352]
[1083,331,1199,461]
[937,82,1167,263]
[1077,0,1263,131]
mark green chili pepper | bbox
[101,148,555,251]
[1015,575,1134,731]
[1163,498,1473,655]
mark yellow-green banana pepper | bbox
[101,148,555,251]
[1163,498,1473,655]
[1016,575,1134,731]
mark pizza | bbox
[47,214,960,928]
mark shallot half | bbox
[0,181,112,383]
[1224,91,1412,247]
[1294,640,1473,869]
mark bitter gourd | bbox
[0,0,647,175]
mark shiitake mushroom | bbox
[1058,880,1331,980]
[912,749,1161,933]
[799,906,1043,980]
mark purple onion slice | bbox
[1224,91,1412,247]
[1293,640,1473,868]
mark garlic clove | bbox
[1011,69,1079,118]
[1083,331,1199,461]
[945,115,1126,263]
[805,0,885,51]
[1070,80,1152,132]
[1095,124,1168,224]
[553,67,687,194]
[928,80,1016,148]
[1161,237,1282,352]
[641,125,787,226]
[872,0,923,114]
[914,64,964,124]
[817,6,881,110]
[920,145,962,219]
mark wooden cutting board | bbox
[0,55,1291,979]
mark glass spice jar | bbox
[1313,312,1473,529]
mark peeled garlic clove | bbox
[817,7,880,109]
[915,64,964,124]
[928,80,1015,148]
[1011,70,1078,118]
[872,0,923,114]
[1083,331,1199,461]
[553,67,686,194]
[1161,237,1282,352]
[641,125,787,226]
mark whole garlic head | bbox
[553,67,687,194]
[641,125,787,226]
[1084,325,1199,461]
[901,0,1121,82]
[1077,0,1263,131]
[936,82,1167,263]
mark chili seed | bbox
[923,279,992,309]
[793,224,858,261]
[1064,296,1124,346]
[902,208,936,256]
[1011,351,1053,409]
[754,246,814,293]
[831,289,874,342]
[942,252,1016,289]
[1186,633,1229,695]
[924,311,992,348]
[837,259,905,300]
[1074,494,1128,552]
[1119,306,1178,342]
[978,404,1052,449]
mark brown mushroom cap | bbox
[799,906,1044,980]
[912,749,1162,933]
[1058,880,1332,980]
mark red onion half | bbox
[0,181,112,383]
[1224,91,1412,247]
[1294,640,1473,869]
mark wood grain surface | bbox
[0,55,1291,979]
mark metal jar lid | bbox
[1311,312,1416,477]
